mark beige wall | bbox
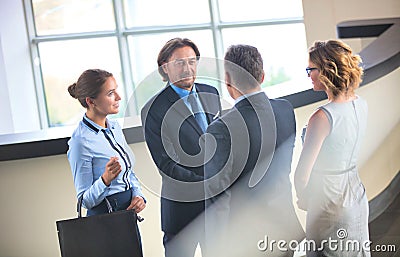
[0,0,399,256]
[302,0,400,47]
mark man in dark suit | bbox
[204,44,304,256]
[141,38,221,257]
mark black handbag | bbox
[56,196,143,257]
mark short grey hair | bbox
[224,44,263,92]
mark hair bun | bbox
[68,83,78,98]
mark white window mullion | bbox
[24,0,49,130]
[113,0,138,118]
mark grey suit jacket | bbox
[204,92,304,256]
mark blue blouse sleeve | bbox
[67,135,109,209]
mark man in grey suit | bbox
[204,44,304,256]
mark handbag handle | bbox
[77,195,113,218]
[77,195,144,222]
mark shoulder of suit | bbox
[195,83,219,94]
[269,98,293,109]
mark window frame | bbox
[24,0,305,129]
[0,0,307,160]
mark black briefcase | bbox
[56,197,143,257]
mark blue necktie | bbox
[187,93,208,132]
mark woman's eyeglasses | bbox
[306,67,318,76]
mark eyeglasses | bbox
[172,58,198,67]
[306,67,318,76]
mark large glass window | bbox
[32,0,115,35]
[38,38,122,126]
[218,0,304,22]
[123,0,210,28]
[222,23,307,91]
[23,0,306,130]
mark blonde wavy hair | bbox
[308,39,363,99]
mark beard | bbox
[172,74,195,89]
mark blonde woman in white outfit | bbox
[295,39,370,257]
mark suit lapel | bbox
[165,85,204,135]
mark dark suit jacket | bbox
[141,83,221,234]
[204,92,304,256]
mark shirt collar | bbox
[170,83,197,99]
[234,90,264,105]
[82,114,113,133]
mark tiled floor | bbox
[369,192,400,257]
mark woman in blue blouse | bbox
[67,69,146,216]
